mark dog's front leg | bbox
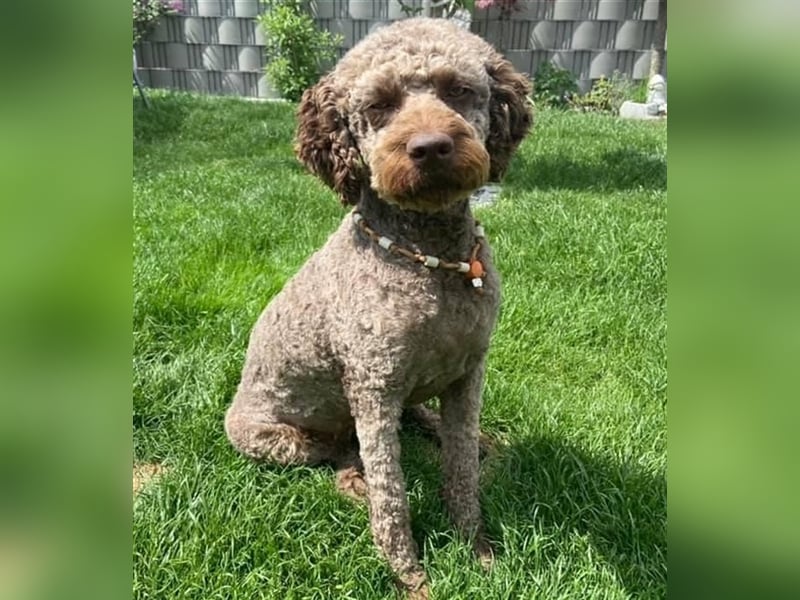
[439,360,493,566]
[349,384,427,595]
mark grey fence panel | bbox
[135,0,666,99]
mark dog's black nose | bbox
[406,133,455,166]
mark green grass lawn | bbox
[133,90,666,599]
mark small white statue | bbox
[620,74,667,119]
[646,74,667,116]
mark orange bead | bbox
[467,260,484,279]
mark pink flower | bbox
[476,0,520,12]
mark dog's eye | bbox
[446,86,472,99]
[368,101,394,111]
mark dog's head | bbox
[296,18,532,211]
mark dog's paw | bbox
[406,583,430,600]
[398,570,429,600]
[473,534,495,570]
[335,465,368,502]
[478,432,501,459]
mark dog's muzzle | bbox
[369,96,490,212]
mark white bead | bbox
[457,262,470,273]
[352,212,363,224]
[423,255,440,268]
[471,277,484,288]
[475,225,485,238]
[378,236,394,250]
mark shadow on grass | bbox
[506,148,667,192]
[485,436,666,597]
[400,432,666,598]
[221,426,664,598]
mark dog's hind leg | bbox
[224,405,337,466]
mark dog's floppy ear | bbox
[295,75,365,206]
[485,55,533,181]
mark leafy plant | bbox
[133,0,182,46]
[395,0,476,18]
[394,0,519,20]
[570,72,644,114]
[630,78,649,103]
[258,0,342,102]
[532,61,579,109]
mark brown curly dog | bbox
[225,17,532,598]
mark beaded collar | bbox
[352,210,487,292]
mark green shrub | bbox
[133,0,182,46]
[570,72,642,114]
[570,71,647,114]
[532,61,579,109]
[395,0,478,17]
[258,0,342,102]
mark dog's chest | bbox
[399,276,498,400]
[336,221,500,397]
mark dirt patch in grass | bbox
[133,462,166,496]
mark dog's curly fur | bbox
[225,18,531,596]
